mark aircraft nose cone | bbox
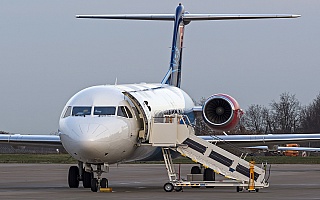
[60,117,134,164]
[78,123,107,139]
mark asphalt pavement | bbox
[0,163,319,199]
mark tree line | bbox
[194,92,320,135]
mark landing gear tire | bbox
[83,171,92,188]
[204,168,215,188]
[163,182,174,192]
[191,166,201,188]
[68,166,79,188]
[175,186,183,192]
[91,178,98,192]
[191,166,201,174]
[236,186,243,192]
[100,178,108,188]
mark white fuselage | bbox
[59,83,194,164]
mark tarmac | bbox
[0,163,319,200]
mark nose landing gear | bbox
[90,177,109,192]
[68,161,110,192]
[90,164,109,192]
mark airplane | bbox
[246,145,320,153]
[2,3,320,193]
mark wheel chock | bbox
[100,188,113,192]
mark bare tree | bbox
[194,97,206,106]
[301,93,320,133]
[270,92,301,133]
[0,130,9,134]
[243,104,269,134]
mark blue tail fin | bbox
[161,4,185,88]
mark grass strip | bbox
[0,154,77,164]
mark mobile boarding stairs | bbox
[148,114,269,192]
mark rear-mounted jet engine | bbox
[202,94,243,131]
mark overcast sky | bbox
[1,0,319,134]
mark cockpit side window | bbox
[72,107,92,116]
[117,106,133,118]
[94,107,116,116]
[62,106,72,118]
[124,106,133,118]
[117,106,128,118]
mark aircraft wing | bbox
[76,14,175,20]
[246,146,320,152]
[183,14,300,21]
[199,133,320,147]
[76,14,300,21]
[1,133,319,150]
[0,134,62,148]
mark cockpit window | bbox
[117,106,133,118]
[62,106,72,118]
[125,106,133,118]
[94,107,116,116]
[72,107,92,116]
[117,106,128,118]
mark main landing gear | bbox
[189,166,215,188]
[68,161,109,192]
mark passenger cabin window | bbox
[72,107,92,116]
[117,106,133,118]
[62,106,72,118]
[94,107,116,116]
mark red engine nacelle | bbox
[202,94,243,131]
